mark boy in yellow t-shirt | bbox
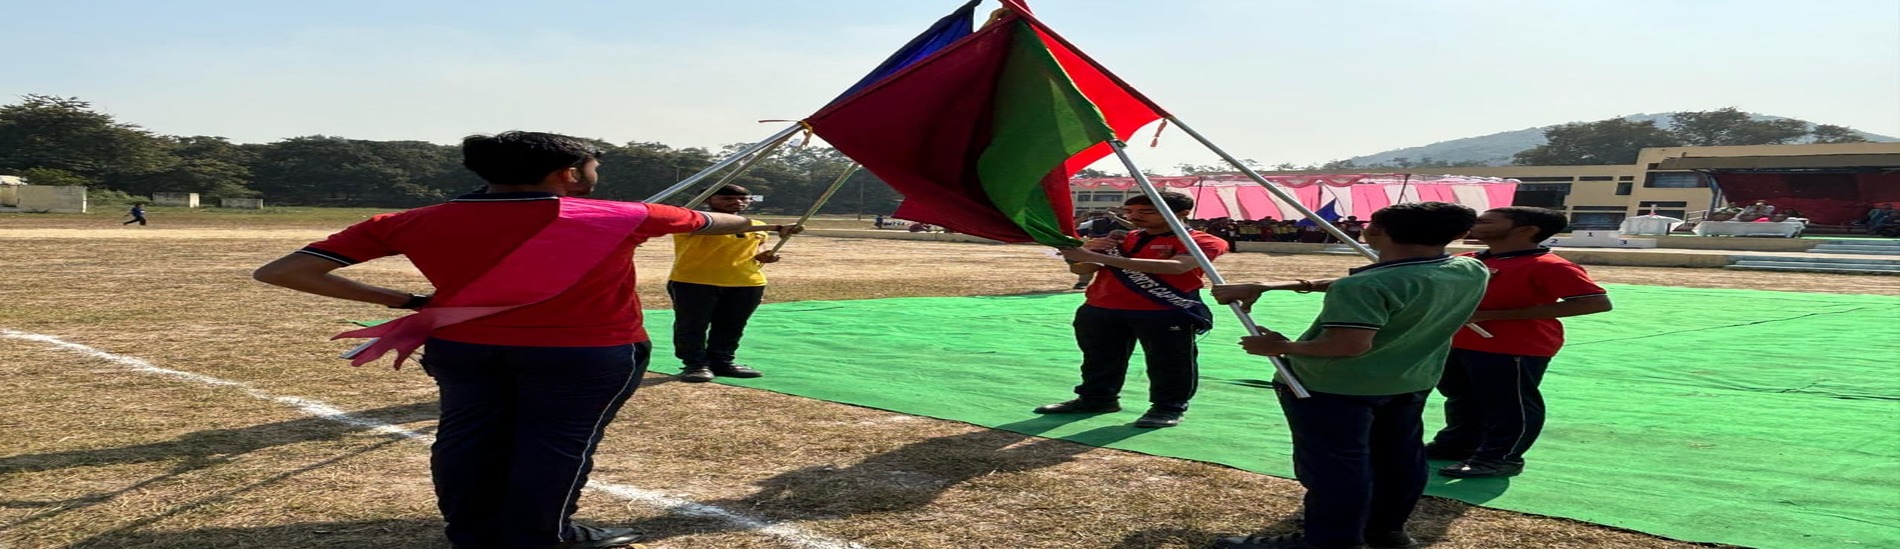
[668,184,799,382]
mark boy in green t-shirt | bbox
[1209,202,1489,549]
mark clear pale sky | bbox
[5,0,1897,171]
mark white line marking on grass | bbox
[2,329,872,549]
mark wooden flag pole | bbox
[769,163,862,255]
[1106,140,1312,398]
[1165,117,1370,256]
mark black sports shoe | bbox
[1211,532,1354,549]
[1439,458,1524,478]
[1133,409,1183,428]
[538,525,644,549]
[1363,530,1420,549]
[678,366,715,383]
[1032,399,1120,414]
[709,364,763,378]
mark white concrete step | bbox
[1726,264,1900,275]
[1733,259,1900,269]
[1727,257,1900,275]
[1819,239,1900,247]
[1732,255,1900,266]
[1808,246,1900,256]
[1810,245,1900,256]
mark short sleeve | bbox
[1189,232,1230,260]
[300,214,399,265]
[635,204,712,237]
[1314,277,1393,331]
[1534,261,1608,301]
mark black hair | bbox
[1485,206,1570,241]
[460,131,602,186]
[1124,191,1194,213]
[712,184,750,196]
[1369,202,1477,246]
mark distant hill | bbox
[1345,113,1897,167]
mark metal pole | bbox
[679,136,793,210]
[1166,116,1493,339]
[769,164,861,254]
[643,123,802,203]
[1107,140,1311,398]
[1165,116,1374,259]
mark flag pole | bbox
[678,135,795,210]
[1107,140,1311,398]
[1165,117,1371,257]
[768,163,861,255]
[643,123,803,203]
[1164,116,1495,339]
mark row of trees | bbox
[1511,108,1870,166]
[0,95,1879,207]
[0,95,903,213]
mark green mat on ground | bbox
[640,285,1900,549]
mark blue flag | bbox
[824,0,980,106]
[1296,200,1339,227]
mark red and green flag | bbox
[806,2,1163,247]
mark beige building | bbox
[1071,142,1900,230]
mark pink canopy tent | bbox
[1073,174,1521,221]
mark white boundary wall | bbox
[17,185,87,213]
[153,192,200,208]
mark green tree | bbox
[1668,108,1809,146]
[18,167,91,187]
[590,141,718,203]
[1513,118,1680,165]
[1810,124,1872,144]
[249,136,432,206]
[127,136,260,200]
[0,95,173,187]
[1176,163,1228,175]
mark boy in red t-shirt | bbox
[1430,207,1613,478]
[253,131,785,549]
[1042,192,1229,428]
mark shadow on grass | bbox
[0,402,437,536]
[621,415,1156,543]
[63,518,450,549]
[1408,471,1513,546]
[1113,514,1302,549]
[1107,463,1514,548]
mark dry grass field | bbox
[3,209,1892,548]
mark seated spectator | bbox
[1866,204,1894,235]
[1236,222,1262,241]
[1736,200,1775,222]
[1339,215,1367,242]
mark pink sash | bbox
[333,199,651,368]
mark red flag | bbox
[806,6,1162,245]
